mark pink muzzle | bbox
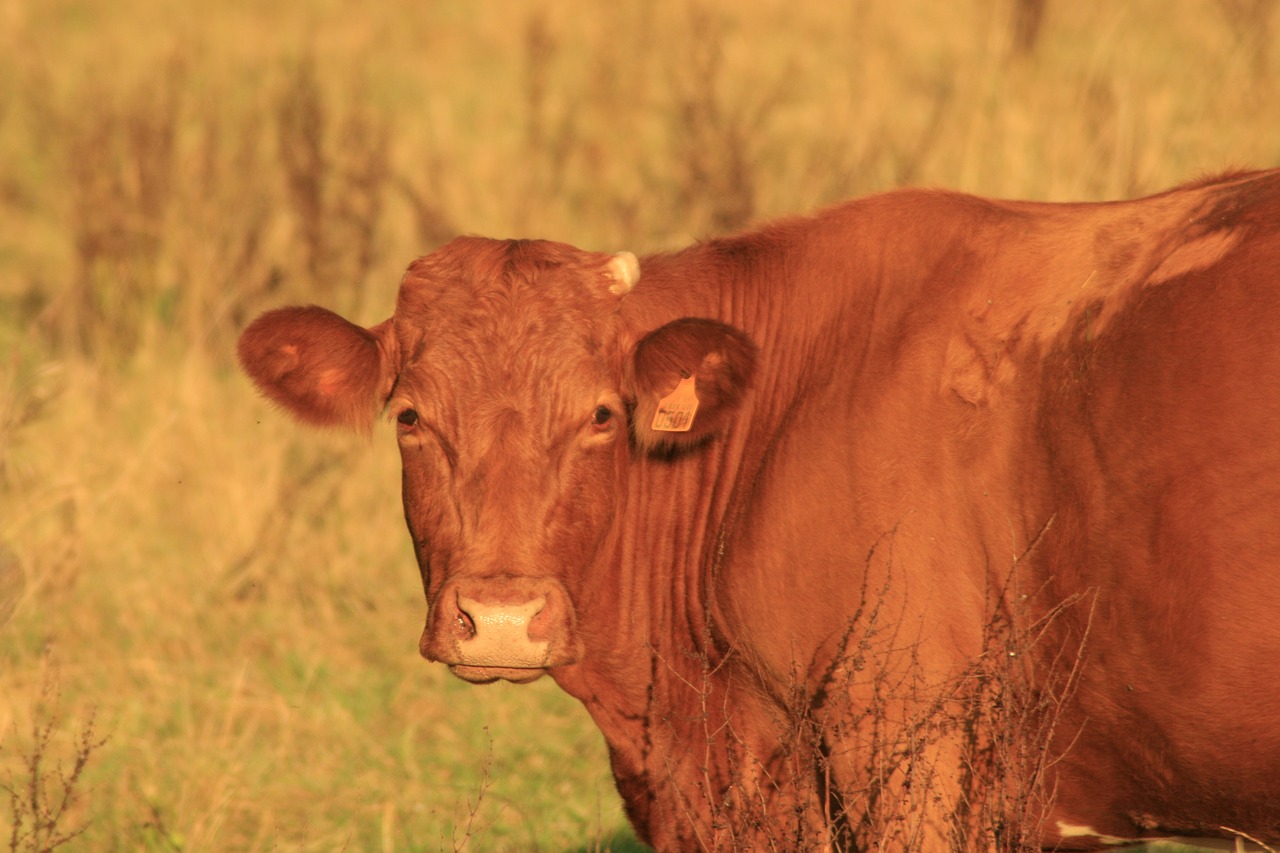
[420,576,580,682]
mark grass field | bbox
[1,0,1277,850]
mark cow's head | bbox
[239,238,756,684]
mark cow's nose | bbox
[452,595,550,667]
[421,577,581,675]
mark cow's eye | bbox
[591,405,613,428]
[397,409,419,427]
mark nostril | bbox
[454,607,476,639]
[526,600,552,641]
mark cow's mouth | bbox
[449,664,548,685]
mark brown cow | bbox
[239,169,1280,851]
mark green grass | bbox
[0,0,1276,849]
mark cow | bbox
[238,169,1280,851]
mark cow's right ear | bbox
[627,318,757,452]
[237,305,395,432]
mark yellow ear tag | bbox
[651,375,699,432]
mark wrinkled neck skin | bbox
[550,208,906,847]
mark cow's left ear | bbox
[238,305,397,433]
[627,318,757,451]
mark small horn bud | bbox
[606,251,640,295]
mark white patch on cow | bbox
[1054,820,1134,846]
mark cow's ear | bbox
[628,318,757,451]
[238,305,396,432]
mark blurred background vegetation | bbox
[0,0,1275,849]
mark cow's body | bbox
[239,169,1280,850]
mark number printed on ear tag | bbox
[652,375,699,432]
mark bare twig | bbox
[2,674,108,853]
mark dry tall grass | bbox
[0,0,1276,849]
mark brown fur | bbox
[237,306,394,431]
[629,317,758,450]
[239,169,1280,851]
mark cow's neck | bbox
[557,410,761,704]
[564,229,836,689]
[552,221,896,840]
[555,418,784,844]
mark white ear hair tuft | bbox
[606,251,640,295]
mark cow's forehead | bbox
[395,237,619,334]
[389,237,623,411]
